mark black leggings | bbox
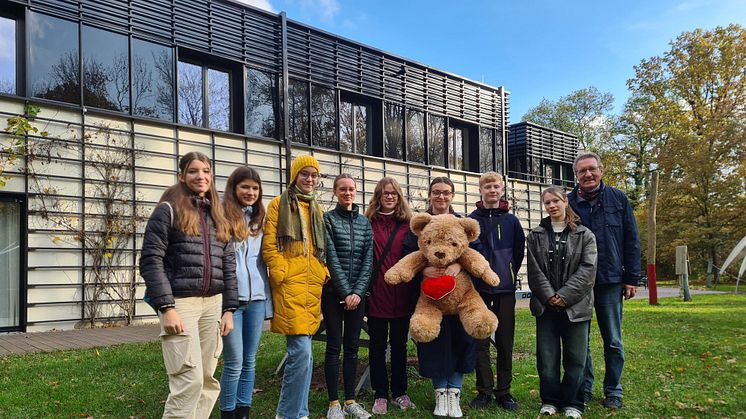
[367,316,410,399]
[321,286,366,402]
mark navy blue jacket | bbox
[568,182,641,286]
[468,203,525,294]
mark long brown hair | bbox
[224,166,266,240]
[427,176,456,214]
[541,186,580,230]
[365,177,412,222]
[159,152,231,242]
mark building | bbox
[0,0,561,332]
[508,121,578,188]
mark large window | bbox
[0,17,16,95]
[29,12,80,104]
[288,79,309,144]
[132,39,174,121]
[340,100,370,154]
[245,68,277,138]
[83,26,129,112]
[406,109,425,164]
[428,115,445,166]
[384,103,404,159]
[0,197,22,330]
[479,127,494,172]
[311,85,337,149]
[448,126,466,170]
[178,61,230,131]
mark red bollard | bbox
[647,263,658,305]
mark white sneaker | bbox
[343,402,372,419]
[433,388,448,417]
[447,388,463,418]
[540,404,558,415]
[564,407,583,418]
[326,403,345,419]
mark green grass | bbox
[1,294,745,418]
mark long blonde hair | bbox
[541,186,580,230]
[159,152,231,242]
[365,177,412,222]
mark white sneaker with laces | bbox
[447,388,463,418]
[540,404,558,415]
[343,401,372,419]
[433,388,448,417]
[564,406,583,418]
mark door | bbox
[0,195,24,331]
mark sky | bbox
[236,0,746,121]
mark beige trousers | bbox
[159,295,223,419]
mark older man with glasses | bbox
[568,152,641,411]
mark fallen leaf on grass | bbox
[655,391,661,397]
[530,389,539,397]
[675,367,685,373]
[726,358,736,363]
[675,401,687,409]
[706,398,714,404]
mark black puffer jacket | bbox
[323,203,374,299]
[139,199,238,313]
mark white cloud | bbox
[299,0,341,22]
[234,0,276,13]
[0,18,15,60]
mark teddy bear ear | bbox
[460,217,480,242]
[410,212,432,236]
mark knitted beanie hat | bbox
[290,154,321,183]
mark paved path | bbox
[0,287,726,357]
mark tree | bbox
[627,24,746,280]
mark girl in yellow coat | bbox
[262,154,329,419]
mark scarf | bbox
[577,185,601,202]
[277,186,326,262]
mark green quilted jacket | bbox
[323,203,374,299]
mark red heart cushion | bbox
[422,275,456,301]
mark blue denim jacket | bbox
[568,182,641,286]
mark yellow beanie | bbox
[290,154,321,183]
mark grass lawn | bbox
[1,293,744,418]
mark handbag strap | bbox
[371,221,403,282]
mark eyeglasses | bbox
[382,192,398,197]
[576,167,600,175]
[431,190,453,197]
[298,171,319,180]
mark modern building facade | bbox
[0,0,559,332]
[507,121,578,187]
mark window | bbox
[83,26,129,112]
[288,79,309,144]
[0,17,16,94]
[340,100,370,154]
[177,61,230,131]
[0,196,22,330]
[406,109,425,164]
[311,85,337,149]
[132,39,174,121]
[384,103,404,159]
[479,127,494,172]
[448,126,465,170]
[428,115,445,166]
[29,12,80,104]
[245,68,277,138]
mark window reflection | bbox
[384,103,404,159]
[83,26,129,112]
[289,79,309,144]
[132,38,174,121]
[406,109,425,164]
[479,127,494,172]
[448,126,465,170]
[178,61,203,127]
[311,85,337,149]
[0,17,15,94]
[29,12,80,104]
[207,68,230,131]
[246,68,277,138]
[340,100,370,155]
[428,115,445,166]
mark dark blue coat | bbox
[568,182,641,286]
[468,205,525,294]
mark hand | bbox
[345,294,361,310]
[422,266,446,278]
[162,309,185,335]
[444,263,462,277]
[220,311,234,336]
[624,285,637,300]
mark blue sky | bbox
[239,0,746,121]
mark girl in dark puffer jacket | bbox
[140,151,238,419]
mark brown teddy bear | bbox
[385,213,501,343]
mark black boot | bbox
[220,409,235,419]
[236,406,250,419]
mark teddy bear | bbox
[384,213,502,343]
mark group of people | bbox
[140,150,640,419]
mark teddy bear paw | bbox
[482,270,501,287]
[410,322,441,343]
[384,269,405,285]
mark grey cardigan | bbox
[526,218,598,322]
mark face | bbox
[334,178,356,207]
[479,180,504,206]
[429,182,454,215]
[380,183,399,213]
[294,166,319,194]
[543,192,567,220]
[180,159,211,196]
[235,179,260,207]
[575,157,603,192]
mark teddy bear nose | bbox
[434,251,445,259]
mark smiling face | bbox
[575,156,603,192]
[543,191,568,222]
[294,166,319,194]
[429,182,454,215]
[334,177,357,209]
[235,179,260,207]
[380,183,399,213]
[479,180,504,208]
[180,158,211,196]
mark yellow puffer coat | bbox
[262,195,329,335]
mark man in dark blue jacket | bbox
[468,172,525,411]
[568,152,641,411]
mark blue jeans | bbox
[582,283,625,398]
[431,372,464,390]
[219,301,265,411]
[536,309,589,411]
[276,335,313,419]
